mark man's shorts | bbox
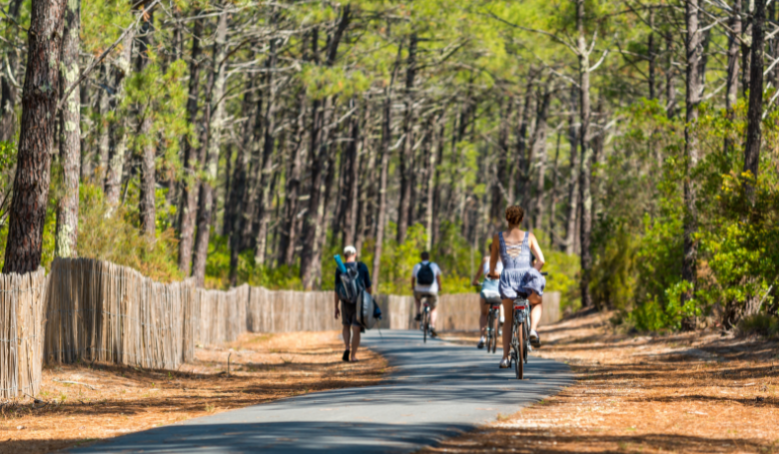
[414,291,439,309]
[341,301,361,327]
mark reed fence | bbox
[246,288,340,333]
[44,259,195,370]
[196,285,249,345]
[0,267,46,399]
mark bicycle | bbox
[419,296,432,343]
[508,271,548,379]
[475,280,502,354]
[509,295,531,379]
[485,298,502,353]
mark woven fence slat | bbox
[0,267,46,399]
[44,258,194,371]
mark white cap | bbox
[343,245,357,256]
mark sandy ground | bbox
[0,331,386,454]
[432,310,779,454]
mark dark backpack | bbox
[336,264,363,304]
[417,263,435,285]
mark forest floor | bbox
[432,310,779,454]
[0,331,386,454]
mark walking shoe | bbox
[430,328,438,338]
[477,337,485,349]
[499,358,510,369]
[342,349,350,362]
[414,313,422,322]
[529,330,541,348]
[498,323,503,337]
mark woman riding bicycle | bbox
[472,242,503,349]
[488,206,546,369]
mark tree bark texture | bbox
[55,0,81,258]
[577,0,594,308]
[681,0,703,329]
[177,15,204,275]
[531,84,551,229]
[137,12,156,236]
[372,92,391,290]
[564,84,579,255]
[744,0,765,204]
[104,28,135,206]
[724,0,741,155]
[3,0,67,274]
[192,9,227,286]
[396,33,417,244]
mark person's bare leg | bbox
[414,296,421,316]
[350,325,361,361]
[530,302,543,333]
[343,325,351,351]
[501,299,513,361]
[529,292,543,333]
[479,298,488,337]
[430,306,438,329]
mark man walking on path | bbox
[335,245,372,362]
[412,251,443,337]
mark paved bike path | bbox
[69,330,574,453]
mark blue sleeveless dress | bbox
[498,231,532,300]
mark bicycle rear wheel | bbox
[423,311,429,343]
[486,311,494,354]
[514,325,524,379]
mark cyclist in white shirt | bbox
[472,242,504,349]
[411,251,443,337]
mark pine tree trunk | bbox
[396,33,417,244]
[104,29,135,206]
[577,0,594,308]
[531,84,551,228]
[177,15,204,275]
[55,0,81,258]
[95,65,111,182]
[564,84,580,255]
[724,0,741,154]
[665,32,677,118]
[341,99,360,248]
[744,0,765,204]
[3,0,67,274]
[227,76,256,285]
[192,9,228,286]
[137,11,156,236]
[648,10,656,100]
[253,37,279,266]
[372,92,391,290]
[277,95,306,267]
[78,79,90,181]
[491,98,511,224]
[515,77,535,206]
[681,0,703,329]
[548,130,562,248]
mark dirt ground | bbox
[432,310,779,454]
[0,331,386,454]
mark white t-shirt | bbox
[412,261,442,293]
[483,258,503,277]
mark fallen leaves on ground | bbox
[432,310,779,453]
[0,331,386,454]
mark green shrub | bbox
[738,314,779,337]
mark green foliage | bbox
[76,184,182,283]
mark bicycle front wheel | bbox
[487,311,495,353]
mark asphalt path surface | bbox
[68,330,573,453]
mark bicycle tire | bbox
[515,325,524,379]
[423,311,428,343]
[486,310,494,354]
[523,319,529,363]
